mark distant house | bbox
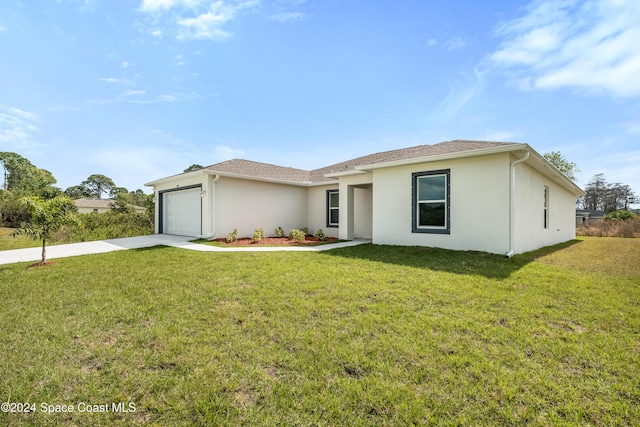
[74,198,146,214]
[575,210,605,226]
[145,140,585,256]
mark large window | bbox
[412,169,450,234]
[327,190,339,227]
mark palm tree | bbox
[12,196,79,264]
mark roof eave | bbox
[355,144,527,171]
[524,148,585,196]
[144,169,205,187]
[212,171,312,186]
[323,169,370,179]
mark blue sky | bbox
[1,0,639,198]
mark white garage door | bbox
[162,187,201,237]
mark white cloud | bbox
[122,90,147,96]
[427,38,438,47]
[140,0,182,12]
[270,12,306,23]
[620,119,640,136]
[139,0,259,41]
[101,77,133,85]
[430,68,486,122]
[0,25,6,32]
[491,0,640,97]
[122,61,132,68]
[443,36,467,51]
[0,105,41,151]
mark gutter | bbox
[506,151,530,258]
[199,172,219,239]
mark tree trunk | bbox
[41,238,46,263]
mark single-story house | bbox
[145,140,584,256]
[74,198,146,214]
[575,210,605,226]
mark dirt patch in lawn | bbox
[27,261,56,268]
[210,236,340,247]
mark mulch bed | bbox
[210,236,339,246]
[27,261,56,268]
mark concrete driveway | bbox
[0,234,193,265]
[0,235,371,265]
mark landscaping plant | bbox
[289,228,305,242]
[274,226,285,238]
[252,228,265,243]
[11,195,79,264]
[226,228,238,243]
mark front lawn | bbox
[0,237,638,426]
[0,227,41,250]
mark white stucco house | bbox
[145,140,584,256]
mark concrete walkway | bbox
[0,235,370,265]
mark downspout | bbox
[200,173,219,239]
[506,151,530,258]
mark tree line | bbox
[1,152,153,224]
[542,151,637,213]
[1,152,156,263]
[578,173,637,212]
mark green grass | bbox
[0,238,638,426]
[0,227,41,250]
[191,238,347,247]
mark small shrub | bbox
[226,228,238,243]
[603,210,638,221]
[274,226,285,238]
[301,227,309,236]
[314,229,326,241]
[252,228,264,243]
[289,229,305,242]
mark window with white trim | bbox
[412,169,450,234]
[544,186,549,229]
[327,190,339,227]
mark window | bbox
[544,186,549,229]
[327,190,339,227]
[412,169,450,234]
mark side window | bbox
[412,169,450,234]
[327,190,339,227]
[544,186,549,229]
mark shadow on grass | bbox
[323,240,583,279]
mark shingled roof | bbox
[202,140,520,185]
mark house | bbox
[74,198,146,214]
[145,140,584,256]
[575,210,605,226]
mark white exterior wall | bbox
[151,172,208,235]
[77,207,110,214]
[371,154,511,254]
[514,163,577,253]
[353,185,373,239]
[214,177,308,239]
[307,184,340,238]
[338,173,373,240]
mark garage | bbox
[161,186,202,237]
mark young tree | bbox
[12,196,79,264]
[543,151,580,181]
